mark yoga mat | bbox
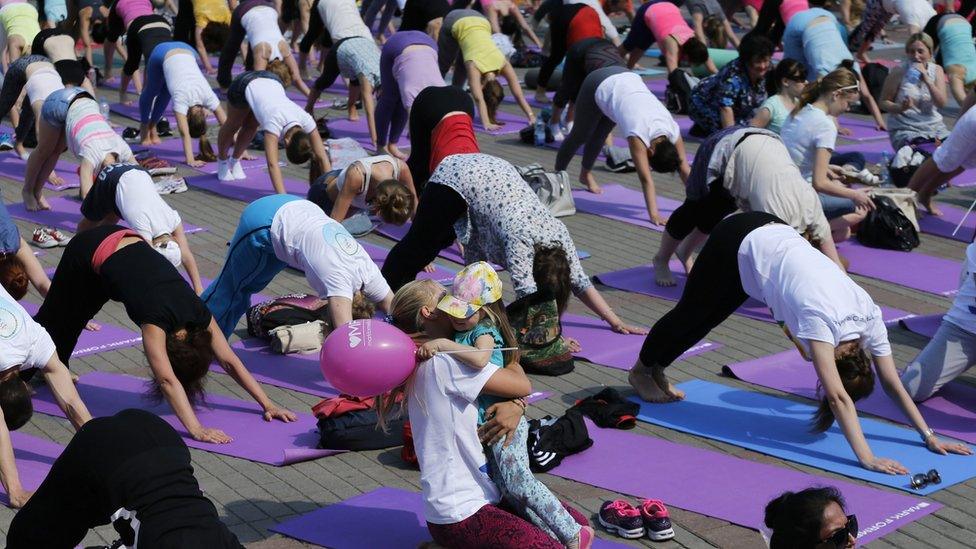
[838,241,961,297]
[571,184,684,232]
[594,264,915,325]
[271,487,631,549]
[0,433,64,507]
[836,116,887,142]
[561,313,720,370]
[0,150,80,190]
[5,195,207,234]
[629,380,976,494]
[134,138,268,174]
[32,372,344,466]
[550,419,941,544]
[723,349,976,445]
[361,241,456,283]
[110,101,218,124]
[324,116,411,149]
[917,203,976,242]
[20,301,142,358]
[632,67,665,76]
[475,108,528,136]
[186,171,309,203]
[900,313,941,338]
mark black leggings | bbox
[381,183,467,291]
[639,211,785,367]
[751,0,786,47]
[123,15,172,76]
[406,85,475,188]
[664,184,737,240]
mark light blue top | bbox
[458,320,504,424]
[940,16,976,83]
[759,95,790,134]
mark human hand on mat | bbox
[837,126,853,137]
[649,210,667,226]
[423,263,437,273]
[187,158,205,168]
[926,436,972,456]
[611,322,648,335]
[862,456,908,475]
[479,401,524,447]
[85,320,101,331]
[191,426,232,444]
[7,488,33,508]
[263,405,298,423]
[563,336,581,353]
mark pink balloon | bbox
[320,319,417,397]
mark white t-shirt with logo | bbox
[0,286,56,373]
[737,224,891,357]
[944,242,976,334]
[270,199,390,301]
[410,354,501,524]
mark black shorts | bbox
[226,70,281,108]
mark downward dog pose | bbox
[0,1,40,69]
[849,0,936,63]
[104,0,173,104]
[0,55,68,163]
[138,41,226,165]
[7,409,243,546]
[24,87,134,211]
[31,28,97,95]
[751,0,808,47]
[555,66,691,222]
[78,0,111,67]
[77,163,204,294]
[482,0,542,47]
[173,0,231,74]
[536,2,612,103]
[216,71,330,192]
[307,153,417,223]
[925,13,976,104]
[0,283,92,509]
[688,34,773,137]
[35,225,297,444]
[630,211,971,473]
[375,31,445,159]
[0,200,52,298]
[548,36,625,140]
[908,101,976,215]
[652,126,842,287]
[383,153,645,334]
[304,35,383,146]
[619,2,714,74]
[404,85,477,188]
[36,0,69,29]
[397,0,450,37]
[686,0,741,48]
[202,194,394,336]
[298,0,373,76]
[361,0,400,40]
[437,9,535,131]
[878,33,949,150]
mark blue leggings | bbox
[201,194,300,336]
[139,41,198,125]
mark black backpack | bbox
[856,195,920,251]
[665,69,699,115]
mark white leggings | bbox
[901,319,976,401]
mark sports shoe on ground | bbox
[640,499,675,541]
[155,176,188,194]
[0,132,14,151]
[598,500,645,539]
[31,228,58,249]
[43,227,71,246]
[217,159,233,181]
[230,158,246,179]
[549,123,564,141]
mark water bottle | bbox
[879,151,892,187]
[99,98,111,119]
[534,116,545,147]
[540,106,552,125]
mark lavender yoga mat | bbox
[916,203,976,242]
[0,433,64,507]
[837,241,961,296]
[20,301,142,358]
[594,264,916,325]
[110,102,218,124]
[571,184,684,232]
[325,116,411,149]
[475,108,528,136]
[836,116,887,142]
[271,487,631,549]
[32,371,344,466]
[550,419,941,544]
[186,170,308,203]
[5,195,207,234]
[900,313,941,338]
[135,138,268,174]
[561,313,720,370]
[0,151,80,190]
[724,349,976,445]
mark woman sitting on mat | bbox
[307,154,418,224]
[383,153,645,335]
[172,0,231,75]
[437,9,535,131]
[297,0,373,78]
[630,211,971,473]
[137,41,226,166]
[0,283,93,509]
[924,13,976,105]
[750,58,808,134]
[404,85,478,189]
[24,87,134,211]
[215,71,330,193]
[878,33,949,151]
[764,487,857,549]
[619,1,715,74]
[548,36,625,142]
[103,0,173,105]
[849,0,935,64]
[76,163,204,294]
[0,200,54,298]
[554,66,691,222]
[378,279,595,548]
[202,194,394,336]
[535,2,612,104]
[651,126,842,287]
[0,1,40,69]
[908,99,976,215]
[780,68,874,243]
[77,0,111,68]
[36,225,297,444]
[8,409,242,545]
[375,31,445,160]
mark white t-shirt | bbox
[115,169,182,241]
[241,6,286,61]
[0,286,56,373]
[933,105,976,173]
[944,242,976,334]
[883,0,935,28]
[780,105,837,182]
[737,224,891,357]
[244,78,316,139]
[164,51,221,116]
[317,0,372,41]
[409,354,501,524]
[270,199,391,301]
[594,72,679,149]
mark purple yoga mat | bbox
[110,102,218,124]
[917,203,976,243]
[0,150,80,191]
[594,264,916,325]
[324,116,410,149]
[271,487,630,549]
[836,116,888,142]
[5,195,207,234]
[475,108,528,136]
[133,138,268,174]
[561,313,720,370]
[32,371,344,466]
[361,241,456,283]
[724,349,976,445]
[0,433,64,507]
[571,184,683,232]
[900,313,941,338]
[837,241,961,296]
[550,419,940,544]
[186,170,308,203]
[20,301,142,358]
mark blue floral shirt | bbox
[689,59,767,137]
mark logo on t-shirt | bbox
[0,301,22,340]
[322,223,358,256]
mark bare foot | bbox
[48,173,65,187]
[534,91,551,104]
[387,143,407,160]
[151,135,162,145]
[348,108,360,121]
[676,248,695,274]
[629,364,678,403]
[653,256,676,287]
[22,188,40,211]
[37,194,51,210]
[140,137,153,146]
[650,366,685,400]
[581,173,603,194]
[919,192,943,216]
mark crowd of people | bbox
[0,0,973,546]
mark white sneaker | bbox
[155,176,188,194]
[563,120,573,134]
[230,158,246,180]
[549,123,564,141]
[217,159,233,181]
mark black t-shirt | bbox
[81,163,150,221]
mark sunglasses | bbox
[910,469,942,490]
[822,514,857,547]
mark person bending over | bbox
[304,36,383,147]
[307,154,418,223]
[172,0,231,74]
[618,2,715,74]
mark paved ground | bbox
[0,20,974,549]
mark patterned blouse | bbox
[427,153,592,299]
[689,58,767,137]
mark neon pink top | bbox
[645,3,695,46]
[115,0,153,28]
[779,0,808,24]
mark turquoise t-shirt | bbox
[457,320,504,424]
[758,95,790,134]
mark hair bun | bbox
[763,492,793,530]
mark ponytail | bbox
[791,79,823,115]
[790,66,859,116]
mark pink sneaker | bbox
[640,499,675,541]
[598,500,644,539]
[577,525,594,549]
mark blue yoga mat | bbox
[629,380,975,494]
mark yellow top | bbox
[453,16,505,74]
[194,0,231,28]
[0,3,39,44]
